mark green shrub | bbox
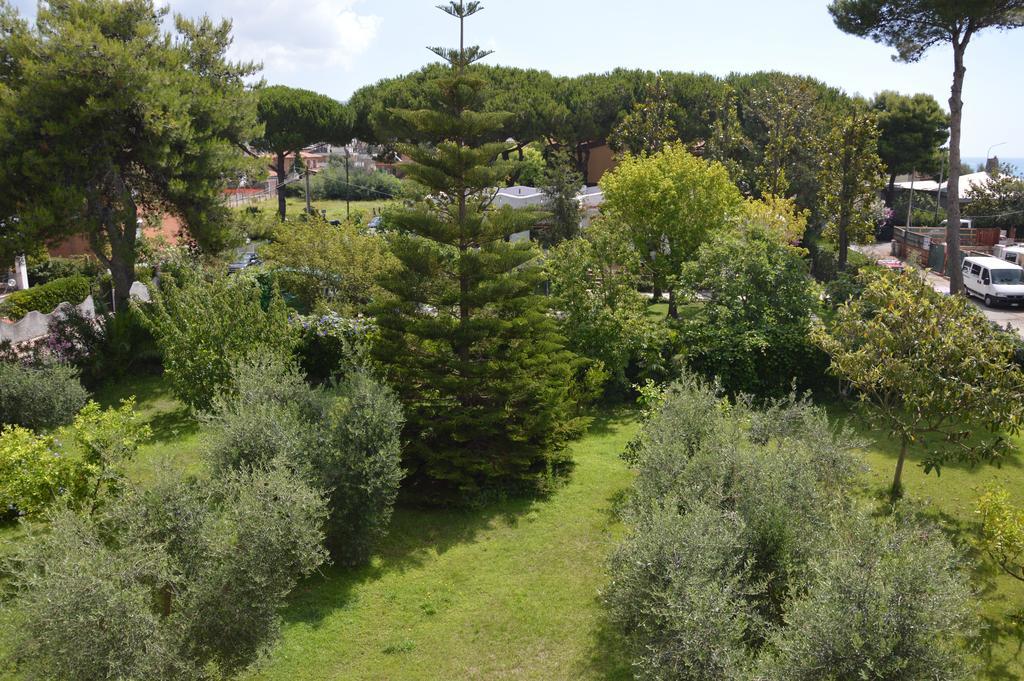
[324,370,404,562]
[27,256,101,286]
[46,307,161,388]
[0,275,91,320]
[0,361,88,430]
[676,229,827,397]
[139,272,296,412]
[0,425,88,516]
[607,375,974,679]
[203,357,404,564]
[3,463,328,680]
[546,219,677,397]
[755,513,975,680]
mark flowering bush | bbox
[293,312,378,384]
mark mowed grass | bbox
[245,412,638,681]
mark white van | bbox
[961,256,1024,307]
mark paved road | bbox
[856,242,1024,336]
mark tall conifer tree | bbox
[373,2,578,501]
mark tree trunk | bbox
[946,43,967,294]
[668,288,678,319]
[886,171,897,208]
[891,438,908,502]
[838,222,849,271]
[276,151,288,221]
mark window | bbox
[970,263,982,276]
[991,269,1024,285]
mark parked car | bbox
[961,256,1024,307]
[228,252,261,274]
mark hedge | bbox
[0,276,92,320]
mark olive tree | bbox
[3,463,328,680]
[816,269,1024,500]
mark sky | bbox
[10,0,1024,157]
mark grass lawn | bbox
[245,411,638,681]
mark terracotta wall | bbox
[47,213,184,259]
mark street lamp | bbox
[987,141,1007,163]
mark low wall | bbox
[0,296,96,344]
[0,281,150,344]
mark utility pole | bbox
[345,148,351,220]
[906,170,915,229]
[304,166,312,215]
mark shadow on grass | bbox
[282,494,539,629]
[146,407,200,444]
[579,605,633,681]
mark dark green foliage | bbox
[371,4,580,501]
[251,85,351,219]
[3,464,328,680]
[0,361,88,430]
[676,229,826,396]
[608,75,681,156]
[0,276,90,319]
[0,0,260,311]
[203,356,404,564]
[871,90,949,201]
[607,375,975,680]
[45,306,161,388]
[26,256,101,286]
[539,147,583,246]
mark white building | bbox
[492,185,604,242]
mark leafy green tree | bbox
[977,485,1024,582]
[871,90,950,204]
[262,214,396,314]
[965,164,1024,229]
[3,463,328,680]
[0,0,259,312]
[0,425,86,516]
[371,1,579,500]
[728,72,849,216]
[140,273,296,412]
[545,219,669,395]
[600,145,744,317]
[608,75,681,157]
[677,228,824,397]
[816,103,886,270]
[539,146,584,246]
[829,0,1024,295]
[816,269,1024,500]
[250,85,351,220]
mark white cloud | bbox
[171,0,380,75]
